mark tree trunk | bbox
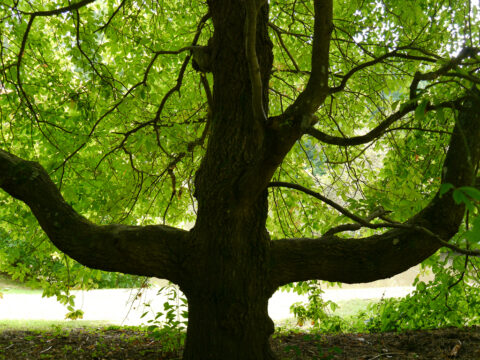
[181,192,276,359]
[183,272,276,359]
[180,2,276,358]
[184,295,275,360]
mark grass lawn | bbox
[0,273,380,333]
[0,319,113,332]
[0,287,42,295]
[0,274,42,295]
[333,298,378,317]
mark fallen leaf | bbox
[449,340,462,357]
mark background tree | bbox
[1,0,480,358]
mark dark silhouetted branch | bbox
[0,149,189,283]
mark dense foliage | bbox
[0,0,479,357]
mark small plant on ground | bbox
[141,282,187,353]
[289,282,339,330]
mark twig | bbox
[410,47,480,99]
[368,353,405,360]
[305,98,463,146]
[39,346,53,354]
[268,181,377,226]
[94,0,127,32]
[270,22,301,72]
[329,47,438,95]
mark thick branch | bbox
[0,150,189,284]
[261,0,332,181]
[282,0,332,118]
[244,0,267,121]
[22,0,97,16]
[270,90,480,287]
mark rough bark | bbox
[181,194,276,359]
[179,1,278,357]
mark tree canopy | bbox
[1,0,480,358]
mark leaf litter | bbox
[1,326,480,359]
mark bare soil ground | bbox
[1,326,479,359]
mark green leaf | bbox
[453,189,468,204]
[439,183,454,197]
[459,187,480,201]
[391,100,400,111]
[415,100,428,121]
[436,108,445,123]
[453,188,478,212]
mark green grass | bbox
[0,319,114,332]
[0,274,40,295]
[274,298,379,329]
[0,299,375,333]
[333,298,378,317]
[0,273,382,334]
[0,287,42,295]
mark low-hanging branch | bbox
[325,219,480,257]
[411,224,480,257]
[0,149,189,283]
[270,90,480,287]
[267,181,480,258]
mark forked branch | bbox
[270,90,480,287]
[281,0,332,119]
[262,0,333,179]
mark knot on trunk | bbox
[191,44,212,73]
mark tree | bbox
[1,0,479,358]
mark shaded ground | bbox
[1,326,479,359]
